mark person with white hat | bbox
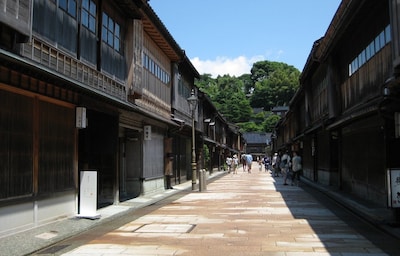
[280,151,291,185]
[232,154,239,174]
[272,152,280,177]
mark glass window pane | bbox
[82,11,88,27]
[82,0,89,9]
[59,0,67,10]
[108,31,113,46]
[89,16,96,33]
[69,0,76,17]
[353,58,358,71]
[361,50,366,65]
[115,23,120,38]
[102,13,108,42]
[114,38,120,51]
[102,13,108,26]
[379,31,385,47]
[369,41,375,55]
[108,18,114,30]
[375,36,381,51]
[366,45,371,60]
[89,1,96,15]
[102,26,107,42]
[385,25,391,43]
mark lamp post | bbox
[187,89,198,190]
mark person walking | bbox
[245,154,253,173]
[280,151,291,185]
[291,151,302,186]
[232,154,239,174]
[263,155,271,173]
[272,152,280,177]
[241,154,247,171]
[226,156,232,173]
[257,156,263,172]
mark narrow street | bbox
[34,164,399,256]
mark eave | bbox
[140,3,183,62]
[113,0,183,61]
[113,0,143,19]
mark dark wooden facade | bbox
[0,0,244,236]
[274,0,400,220]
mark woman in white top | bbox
[280,151,291,185]
[291,151,302,186]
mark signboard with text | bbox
[388,169,400,208]
[77,170,100,219]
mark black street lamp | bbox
[187,89,198,190]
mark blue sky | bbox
[149,1,342,77]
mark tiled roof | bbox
[243,132,271,144]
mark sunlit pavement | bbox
[35,163,398,256]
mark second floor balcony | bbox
[21,38,127,103]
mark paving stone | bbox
[8,164,400,256]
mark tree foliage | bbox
[196,74,219,99]
[195,60,300,133]
[263,114,282,132]
[250,61,300,111]
[212,75,252,123]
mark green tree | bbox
[238,73,253,95]
[198,75,252,123]
[194,60,300,133]
[250,61,281,82]
[263,114,281,132]
[237,121,260,132]
[250,61,300,110]
[252,111,266,126]
[196,74,219,101]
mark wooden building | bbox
[0,0,245,236]
[200,94,245,173]
[169,56,200,185]
[274,0,400,220]
[243,132,272,159]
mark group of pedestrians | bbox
[271,150,302,186]
[226,154,255,174]
[227,151,302,186]
[225,154,240,174]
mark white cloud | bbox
[190,55,264,78]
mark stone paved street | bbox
[34,165,399,256]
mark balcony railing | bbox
[21,38,126,102]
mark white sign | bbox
[77,170,100,219]
[76,107,87,128]
[388,169,400,208]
